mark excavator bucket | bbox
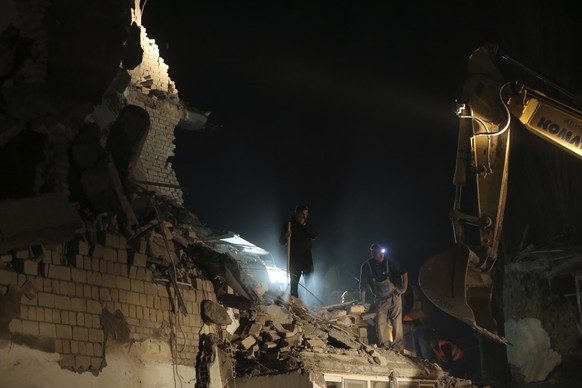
[419,245,509,344]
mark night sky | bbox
[141,1,582,293]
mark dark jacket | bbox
[279,217,318,267]
[359,257,406,298]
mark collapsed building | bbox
[1,1,579,388]
[0,1,468,387]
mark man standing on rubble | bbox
[359,243,408,351]
[279,204,318,298]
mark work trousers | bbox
[289,261,313,298]
[375,293,403,349]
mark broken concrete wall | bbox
[503,250,582,386]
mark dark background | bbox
[141,0,580,276]
[141,0,582,285]
[141,1,582,383]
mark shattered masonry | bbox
[0,1,473,387]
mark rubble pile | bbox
[222,293,421,378]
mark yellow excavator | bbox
[419,43,582,344]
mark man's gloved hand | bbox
[395,288,406,296]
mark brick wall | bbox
[125,5,185,204]
[0,233,217,373]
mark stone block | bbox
[240,335,256,350]
[103,247,117,262]
[116,276,131,290]
[55,295,71,310]
[38,292,55,308]
[87,300,101,315]
[71,268,87,284]
[73,326,89,341]
[106,261,120,276]
[21,320,39,335]
[117,249,127,264]
[98,232,118,248]
[68,255,84,269]
[13,259,39,276]
[70,297,87,312]
[130,252,147,267]
[49,266,71,281]
[8,318,23,333]
[39,322,56,337]
[68,240,90,256]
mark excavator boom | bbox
[420,44,582,344]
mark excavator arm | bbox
[420,44,582,344]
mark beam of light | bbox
[266,266,289,285]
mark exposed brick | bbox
[71,268,87,283]
[22,320,39,335]
[117,249,127,264]
[87,300,101,314]
[20,293,38,306]
[103,247,117,262]
[70,297,86,312]
[25,306,35,320]
[61,311,70,325]
[73,326,89,341]
[68,311,77,325]
[49,266,71,281]
[71,340,79,354]
[44,308,54,323]
[106,262,120,276]
[59,354,75,369]
[68,255,84,269]
[130,252,147,267]
[75,283,83,297]
[89,328,104,343]
[62,340,71,354]
[98,232,118,248]
[68,240,89,256]
[9,318,22,333]
[101,274,116,288]
[144,282,158,295]
[13,259,39,276]
[99,287,111,301]
[52,295,68,311]
[92,244,104,258]
[39,322,56,337]
[130,279,144,293]
[116,276,131,291]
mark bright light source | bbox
[266,267,289,284]
[381,248,386,253]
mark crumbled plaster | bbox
[0,340,196,388]
[505,318,561,382]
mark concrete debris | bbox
[202,299,233,326]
